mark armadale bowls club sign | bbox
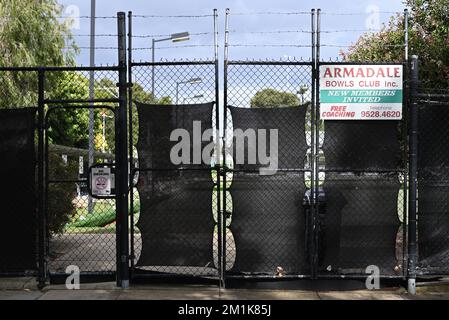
[319,64,403,120]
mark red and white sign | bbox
[319,65,403,120]
[91,167,111,196]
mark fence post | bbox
[407,55,419,295]
[37,69,46,289]
[116,11,129,288]
[127,10,135,278]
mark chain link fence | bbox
[129,61,220,278]
[417,87,449,275]
[224,62,314,277]
[44,68,120,276]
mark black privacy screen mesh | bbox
[229,106,307,170]
[136,102,214,170]
[320,173,401,274]
[0,108,37,272]
[136,171,214,267]
[323,121,401,171]
[135,102,215,268]
[227,106,308,274]
[229,173,307,274]
[418,104,449,272]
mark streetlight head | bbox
[171,32,190,42]
[299,84,309,94]
[188,77,202,84]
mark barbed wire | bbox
[322,44,405,48]
[131,14,213,18]
[58,16,117,19]
[231,11,310,16]
[70,32,213,38]
[72,34,118,37]
[229,44,313,48]
[320,11,404,16]
[321,29,381,33]
[0,15,117,21]
[132,32,213,38]
[132,44,215,50]
[229,29,312,34]
[64,46,118,50]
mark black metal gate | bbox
[43,66,121,280]
[127,11,221,281]
[315,62,408,279]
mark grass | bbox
[64,199,140,233]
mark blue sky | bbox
[58,0,407,65]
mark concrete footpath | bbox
[1,277,449,300]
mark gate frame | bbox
[221,8,318,284]
[314,60,410,281]
[39,12,128,288]
[127,10,221,284]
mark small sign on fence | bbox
[91,167,112,196]
[319,64,403,120]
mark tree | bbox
[341,0,449,89]
[46,72,93,148]
[0,0,77,108]
[250,89,300,108]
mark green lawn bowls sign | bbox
[319,65,403,120]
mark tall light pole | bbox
[297,84,309,105]
[175,77,202,104]
[98,87,118,153]
[88,0,96,214]
[151,32,190,95]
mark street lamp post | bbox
[175,77,202,104]
[151,32,190,95]
[297,84,309,105]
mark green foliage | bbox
[47,153,77,235]
[250,88,300,108]
[342,0,449,89]
[46,72,93,148]
[0,0,77,108]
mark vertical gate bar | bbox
[407,55,419,294]
[313,8,322,280]
[404,9,409,63]
[309,8,316,279]
[127,11,135,278]
[403,13,410,273]
[116,11,130,288]
[213,8,223,287]
[88,0,96,215]
[37,68,46,289]
[222,7,230,288]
